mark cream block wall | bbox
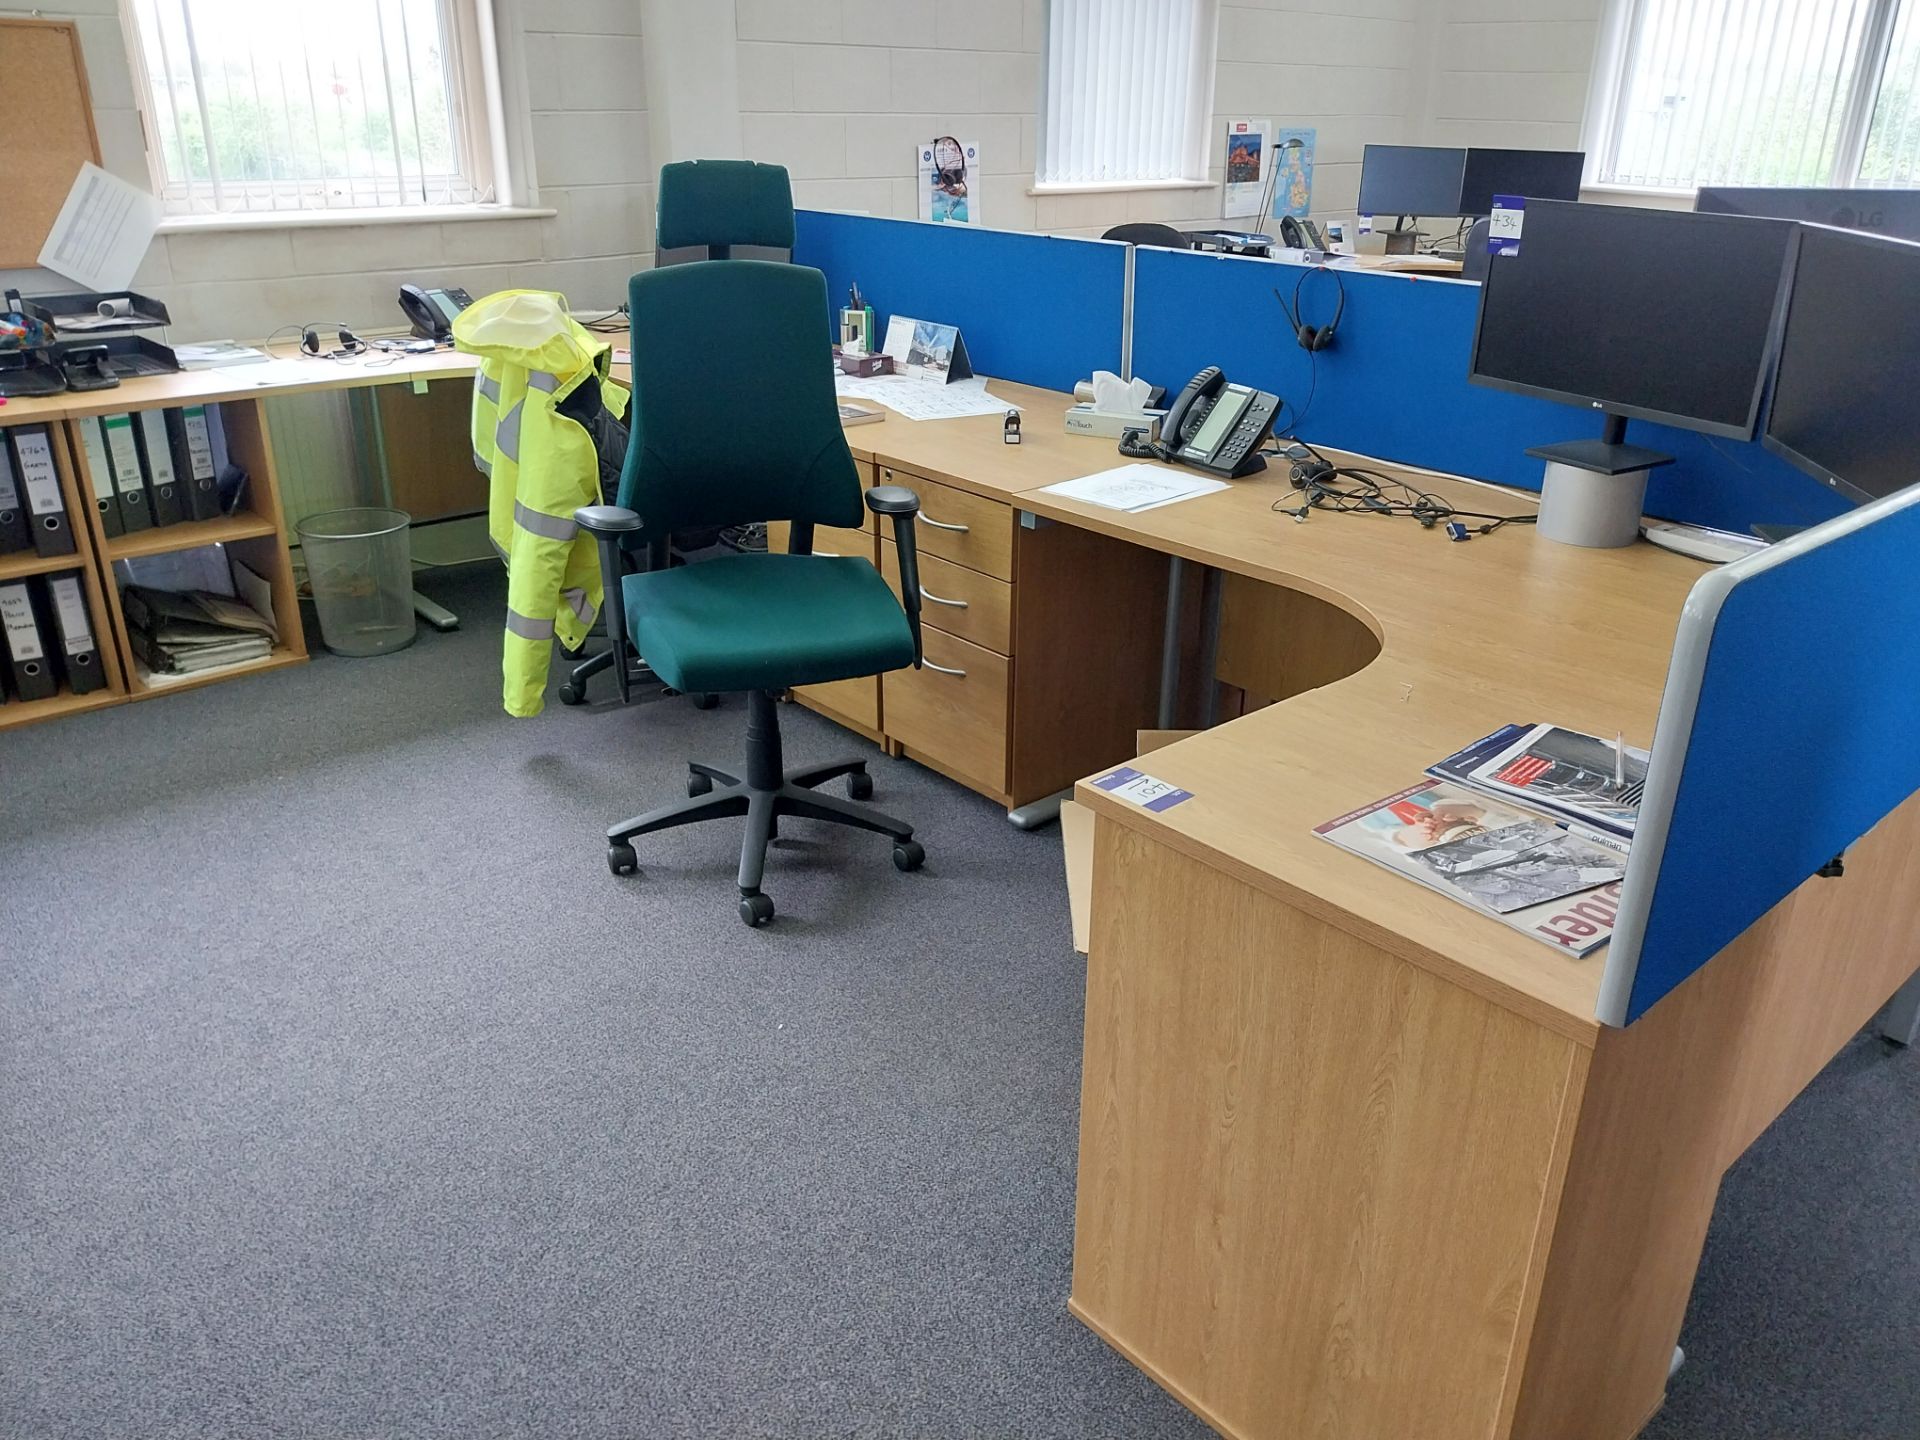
[736,0,1439,239]
[1425,0,1604,152]
[0,0,655,344]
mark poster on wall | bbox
[1270,128,1317,220]
[1222,118,1271,219]
[918,137,980,224]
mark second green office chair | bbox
[575,259,928,927]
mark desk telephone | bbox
[1150,367,1280,478]
[398,284,474,341]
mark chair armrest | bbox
[867,485,924,667]
[572,504,643,703]
[573,504,644,535]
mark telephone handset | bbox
[1157,367,1280,478]
[399,283,474,341]
[1279,216,1329,251]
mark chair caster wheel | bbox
[558,681,586,706]
[693,691,719,710]
[739,892,775,927]
[848,770,874,800]
[608,842,638,876]
[688,772,713,797]
[893,840,925,872]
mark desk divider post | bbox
[1158,554,1187,729]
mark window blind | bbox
[125,0,497,215]
[1039,0,1216,186]
[1596,0,1920,191]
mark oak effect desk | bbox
[795,383,1920,1440]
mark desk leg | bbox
[1197,566,1223,729]
[1879,967,1920,1046]
[1008,787,1071,830]
[1158,555,1187,729]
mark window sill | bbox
[1580,181,1697,199]
[1028,179,1215,197]
[156,204,557,235]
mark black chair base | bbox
[604,688,922,926]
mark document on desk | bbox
[1038,464,1231,513]
[832,374,1015,422]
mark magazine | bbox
[1429,722,1648,840]
[1314,780,1629,956]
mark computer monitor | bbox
[1695,186,1920,241]
[1457,149,1586,216]
[1764,224,1920,504]
[1467,200,1797,440]
[1357,145,1467,219]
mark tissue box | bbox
[1064,403,1165,439]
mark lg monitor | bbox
[1457,149,1586,216]
[1764,223,1920,504]
[1357,145,1467,219]
[1468,200,1798,440]
[1695,185,1920,242]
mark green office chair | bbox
[654,158,796,264]
[576,259,928,927]
[560,159,798,707]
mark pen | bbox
[1613,731,1625,789]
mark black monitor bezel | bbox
[1760,222,1916,505]
[1357,144,1468,219]
[1466,202,1801,442]
[1456,148,1587,218]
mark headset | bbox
[1273,265,1346,352]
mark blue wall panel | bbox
[1607,492,1920,1021]
[794,211,1125,396]
[1131,247,1848,534]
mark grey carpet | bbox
[1,564,1913,1440]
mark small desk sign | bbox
[1489,195,1525,257]
[1093,766,1195,813]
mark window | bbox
[1592,0,1920,191]
[123,0,504,217]
[1038,0,1217,188]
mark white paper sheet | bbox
[1037,464,1231,513]
[832,374,1016,422]
[36,163,163,293]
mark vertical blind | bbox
[1598,0,1920,190]
[1040,0,1216,185]
[125,0,496,215]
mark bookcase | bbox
[0,419,128,732]
[0,396,307,731]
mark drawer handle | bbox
[919,585,967,608]
[923,659,967,677]
[918,514,970,534]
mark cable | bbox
[580,305,628,333]
[1271,440,1538,539]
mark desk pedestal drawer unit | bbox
[768,463,881,738]
[868,459,1164,813]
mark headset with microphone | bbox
[1274,265,1346,352]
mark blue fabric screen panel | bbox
[1129,247,1847,535]
[1600,486,1920,1024]
[793,211,1125,396]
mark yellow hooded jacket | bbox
[455,290,630,717]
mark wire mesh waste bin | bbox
[296,507,417,657]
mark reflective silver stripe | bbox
[562,587,593,624]
[514,500,576,542]
[529,369,563,393]
[504,608,554,641]
[473,449,492,476]
[490,536,510,563]
[477,372,501,404]
[496,400,523,461]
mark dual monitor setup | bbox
[1465,198,1920,545]
[1356,144,1586,255]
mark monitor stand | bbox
[1525,415,1675,548]
[1380,228,1422,255]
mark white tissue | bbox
[1089,369,1153,414]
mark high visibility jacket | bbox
[455,290,630,717]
